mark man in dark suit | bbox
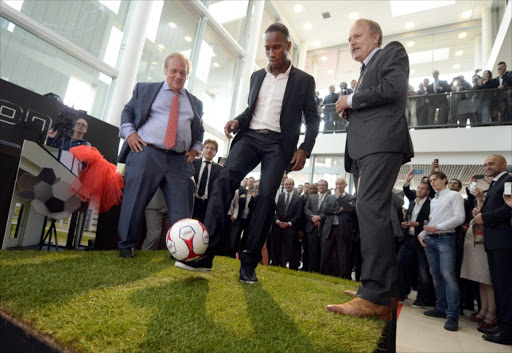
[323,85,339,132]
[117,53,204,258]
[496,61,512,122]
[175,23,320,283]
[304,180,329,273]
[192,139,223,224]
[320,177,356,278]
[473,155,512,345]
[426,70,451,125]
[328,19,414,321]
[271,177,304,270]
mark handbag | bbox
[471,220,484,244]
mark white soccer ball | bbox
[166,218,209,261]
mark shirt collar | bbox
[494,171,508,181]
[363,47,381,66]
[163,80,185,94]
[435,188,449,198]
[415,197,427,206]
[265,62,292,77]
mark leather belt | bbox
[251,129,280,135]
[147,144,185,155]
[427,232,454,238]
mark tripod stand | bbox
[39,218,59,251]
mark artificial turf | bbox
[0,250,385,353]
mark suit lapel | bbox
[250,70,266,106]
[280,67,296,114]
[355,49,382,92]
[141,82,164,124]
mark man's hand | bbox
[406,170,414,183]
[290,149,307,171]
[401,221,409,229]
[471,186,484,200]
[474,213,484,225]
[504,193,512,208]
[224,120,239,139]
[127,132,147,153]
[418,236,427,248]
[335,95,349,119]
[185,149,198,163]
[230,216,236,223]
[311,215,321,223]
[498,84,505,89]
[47,128,57,138]
[430,161,439,173]
[409,221,419,227]
[435,85,442,91]
[423,225,438,233]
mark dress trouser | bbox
[352,152,403,307]
[204,131,289,269]
[118,147,195,249]
[487,249,512,337]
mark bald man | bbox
[426,70,450,125]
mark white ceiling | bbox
[273,0,489,50]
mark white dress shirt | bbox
[419,188,465,239]
[249,63,292,132]
[195,159,212,199]
[409,197,427,236]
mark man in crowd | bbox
[474,155,512,345]
[193,139,223,223]
[46,118,90,151]
[496,62,512,122]
[328,18,413,322]
[418,171,465,331]
[304,180,329,273]
[426,70,451,125]
[323,84,339,132]
[176,23,319,284]
[117,53,203,258]
[271,177,304,270]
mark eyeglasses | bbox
[75,122,87,127]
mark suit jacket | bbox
[406,197,430,237]
[481,173,512,250]
[426,80,451,94]
[233,66,320,163]
[118,82,204,163]
[274,192,304,228]
[323,92,339,104]
[495,71,512,88]
[193,158,223,198]
[345,42,414,172]
[322,193,356,239]
[304,193,328,233]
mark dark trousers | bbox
[204,131,288,269]
[352,152,403,307]
[320,225,353,278]
[118,147,195,249]
[306,228,322,273]
[487,249,512,336]
[271,227,301,270]
[192,197,208,224]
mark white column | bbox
[297,42,308,71]
[105,1,155,126]
[474,35,482,71]
[481,5,493,69]
[236,0,265,114]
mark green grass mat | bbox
[0,251,384,353]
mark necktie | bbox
[318,194,324,211]
[360,63,366,73]
[164,90,179,149]
[488,180,495,191]
[285,193,291,214]
[197,161,210,197]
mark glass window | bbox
[255,4,277,68]
[0,23,112,119]
[1,0,130,64]
[208,0,249,45]
[193,24,238,133]
[136,1,200,84]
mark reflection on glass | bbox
[208,0,249,44]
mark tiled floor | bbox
[397,295,512,353]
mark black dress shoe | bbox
[483,331,512,345]
[175,255,213,272]
[478,325,501,334]
[423,309,447,318]
[119,247,135,258]
[240,266,258,284]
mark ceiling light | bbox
[349,12,359,20]
[407,41,415,47]
[453,64,461,69]
[455,50,464,56]
[458,32,467,39]
[327,69,334,74]
[184,36,192,42]
[213,62,220,68]
[151,61,158,65]
[148,77,152,80]
[168,22,176,28]
[320,56,328,62]
[405,22,415,29]
[304,23,312,31]
[461,10,472,19]
[293,4,304,13]
[157,44,165,50]
[311,41,321,47]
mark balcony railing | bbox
[316,87,512,133]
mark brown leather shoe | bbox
[344,289,357,297]
[326,297,392,321]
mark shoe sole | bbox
[175,261,211,272]
[411,304,425,309]
[240,278,258,284]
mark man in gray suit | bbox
[327,19,414,321]
[304,180,329,273]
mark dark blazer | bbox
[481,173,512,250]
[233,66,320,162]
[118,82,204,163]
[304,193,328,233]
[405,197,430,236]
[426,80,451,94]
[476,79,499,90]
[345,42,414,172]
[495,71,512,88]
[322,193,356,239]
[323,92,339,104]
[274,192,304,227]
[193,158,223,198]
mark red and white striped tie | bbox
[164,90,179,149]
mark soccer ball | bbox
[166,218,209,261]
